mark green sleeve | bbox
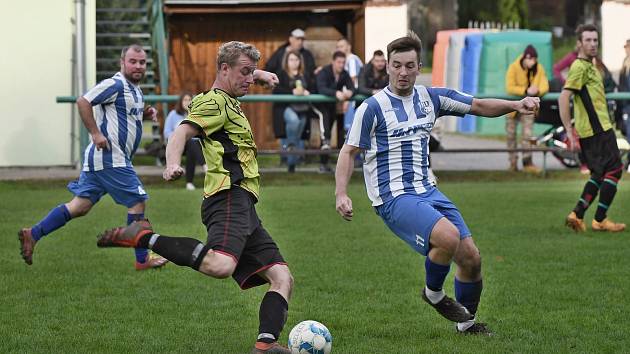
[184,94,226,136]
[563,62,585,91]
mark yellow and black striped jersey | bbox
[183,88,260,199]
[564,58,613,138]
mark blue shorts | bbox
[375,187,471,256]
[67,167,148,208]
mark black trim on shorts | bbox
[201,186,286,290]
[578,85,604,135]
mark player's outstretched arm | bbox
[253,69,279,89]
[470,96,540,118]
[335,144,361,221]
[164,124,199,181]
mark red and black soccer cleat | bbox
[18,228,36,265]
[251,342,291,354]
[97,220,153,248]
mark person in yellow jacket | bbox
[505,45,549,172]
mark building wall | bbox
[602,1,630,77]
[166,10,357,149]
[0,1,95,167]
[364,2,408,63]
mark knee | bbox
[67,202,91,217]
[200,255,236,279]
[271,267,294,290]
[430,232,460,262]
[284,108,298,123]
[604,167,622,181]
[458,246,482,276]
[443,233,461,256]
[275,270,294,300]
[73,207,90,217]
[436,227,460,254]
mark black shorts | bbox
[201,186,286,289]
[579,129,622,178]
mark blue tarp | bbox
[458,33,484,133]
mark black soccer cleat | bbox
[422,288,474,322]
[456,322,493,336]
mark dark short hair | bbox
[373,50,385,57]
[576,24,599,41]
[121,43,145,59]
[387,31,422,63]
[332,51,346,60]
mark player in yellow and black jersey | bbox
[184,87,261,199]
[560,24,626,233]
[97,41,294,354]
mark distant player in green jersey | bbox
[96,41,293,354]
[560,24,626,233]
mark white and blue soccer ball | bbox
[288,320,332,354]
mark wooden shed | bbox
[163,0,368,149]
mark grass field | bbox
[2,173,630,353]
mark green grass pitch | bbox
[1,173,629,353]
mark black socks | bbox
[257,291,288,344]
[138,233,206,269]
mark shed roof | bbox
[165,0,362,4]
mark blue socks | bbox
[425,257,450,291]
[128,213,149,263]
[31,205,72,241]
[454,278,483,315]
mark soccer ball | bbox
[287,320,332,354]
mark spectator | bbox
[336,38,363,132]
[505,45,549,172]
[552,47,616,91]
[552,46,578,89]
[619,39,630,94]
[336,38,363,88]
[619,39,630,166]
[272,50,315,173]
[265,28,316,87]
[358,49,388,96]
[316,51,355,173]
[593,57,617,93]
[164,93,206,190]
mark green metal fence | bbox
[56,92,630,104]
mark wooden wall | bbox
[166,9,363,149]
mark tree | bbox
[458,0,528,28]
[498,0,528,28]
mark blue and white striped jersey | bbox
[346,85,473,206]
[345,53,363,84]
[81,72,144,171]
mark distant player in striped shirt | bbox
[335,32,540,335]
[18,44,167,270]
